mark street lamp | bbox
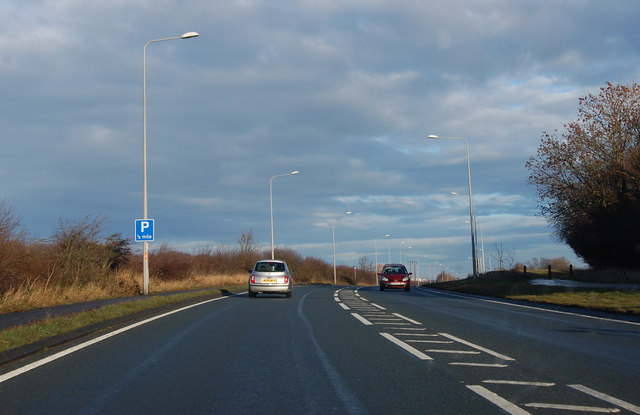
[142,32,199,295]
[270,170,300,259]
[428,134,478,281]
[400,241,411,263]
[332,211,352,284]
[374,234,390,277]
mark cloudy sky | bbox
[2,1,639,278]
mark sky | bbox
[2,0,639,279]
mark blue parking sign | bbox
[135,219,155,242]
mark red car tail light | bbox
[250,274,256,283]
[284,275,289,284]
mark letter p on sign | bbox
[135,219,155,242]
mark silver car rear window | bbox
[256,262,285,272]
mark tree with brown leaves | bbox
[526,82,640,268]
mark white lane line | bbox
[416,286,640,327]
[439,332,515,361]
[524,402,620,413]
[426,349,480,354]
[569,384,640,414]
[366,317,401,320]
[483,380,555,387]
[370,303,386,310]
[450,362,509,368]
[394,327,430,336]
[466,385,532,415]
[407,340,454,344]
[339,303,350,310]
[351,313,374,326]
[393,332,433,336]
[0,295,232,384]
[380,333,433,360]
[392,313,422,325]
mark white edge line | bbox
[440,332,515,361]
[351,313,373,325]
[0,295,231,384]
[483,380,555,387]
[416,286,640,327]
[523,402,620,412]
[450,363,508,367]
[569,384,640,414]
[392,312,422,325]
[466,385,532,415]
[380,332,433,360]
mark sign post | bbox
[135,219,154,295]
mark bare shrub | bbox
[150,244,195,281]
[0,201,28,292]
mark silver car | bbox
[248,259,293,298]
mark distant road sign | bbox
[135,219,155,242]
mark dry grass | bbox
[0,288,238,353]
[510,291,640,315]
[0,270,249,314]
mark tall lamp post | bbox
[142,31,199,295]
[427,134,478,281]
[374,234,390,277]
[332,211,352,284]
[270,170,299,259]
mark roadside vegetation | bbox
[0,287,243,353]
[0,209,374,314]
[428,269,640,316]
[526,82,640,269]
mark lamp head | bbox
[290,170,299,175]
[427,134,439,139]
[181,32,199,39]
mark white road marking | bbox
[0,295,232,384]
[339,303,350,310]
[395,327,430,336]
[467,385,532,415]
[439,332,515,361]
[416,286,640,327]
[483,380,555,387]
[426,349,481,354]
[392,313,422,325]
[524,402,619,413]
[450,362,508,367]
[569,384,640,414]
[351,313,374,326]
[407,340,454,344]
[380,333,433,360]
[366,317,402,321]
[370,303,386,310]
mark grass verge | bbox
[427,271,640,316]
[0,286,244,354]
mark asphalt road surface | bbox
[0,285,638,414]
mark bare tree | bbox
[491,240,514,271]
[237,229,259,255]
[358,255,374,272]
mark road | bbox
[0,285,638,414]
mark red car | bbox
[378,263,411,291]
